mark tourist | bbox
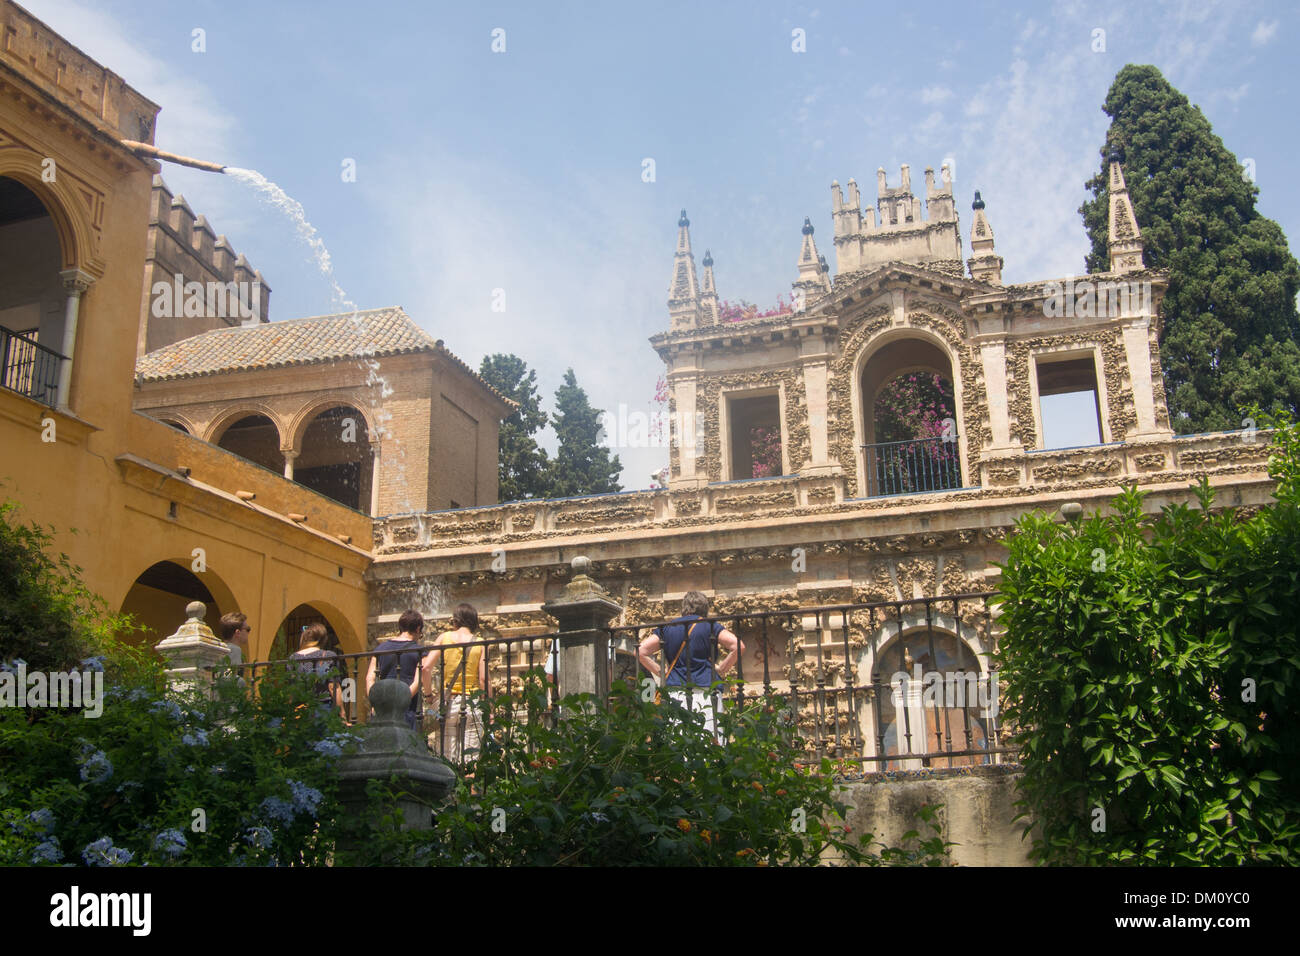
[292,623,342,716]
[636,591,742,740]
[365,609,426,730]
[220,612,250,669]
[422,603,487,762]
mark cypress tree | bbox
[546,368,622,497]
[1079,64,1300,433]
[479,354,551,501]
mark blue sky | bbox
[26,0,1299,487]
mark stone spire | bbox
[966,190,1004,285]
[1106,151,1145,274]
[668,209,703,330]
[699,248,720,326]
[792,217,832,309]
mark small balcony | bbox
[862,436,963,497]
[1,327,63,408]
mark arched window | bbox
[0,177,66,407]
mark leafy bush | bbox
[345,676,950,867]
[995,414,1300,864]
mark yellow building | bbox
[0,0,370,657]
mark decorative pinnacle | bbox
[802,217,814,235]
[818,253,829,273]
[702,249,713,267]
[678,209,690,228]
[972,190,985,211]
[1106,145,1123,165]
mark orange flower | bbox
[775,789,787,796]
[751,782,764,792]
[676,818,691,833]
[700,829,712,844]
[735,848,756,858]
[756,860,769,867]
[529,760,541,769]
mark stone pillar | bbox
[541,556,623,702]
[669,375,707,489]
[56,269,94,412]
[154,601,232,692]
[282,449,297,480]
[336,679,455,840]
[979,339,1016,451]
[369,438,382,515]
[1120,318,1170,439]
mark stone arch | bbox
[118,558,239,648]
[266,599,361,663]
[849,325,967,495]
[208,406,286,474]
[854,610,996,768]
[204,403,287,445]
[286,401,376,512]
[286,397,378,453]
[0,164,99,274]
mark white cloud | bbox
[1251,19,1278,47]
[920,85,953,104]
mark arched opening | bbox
[160,419,189,434]
[859,337,960,496]
[215,413,284,473]
[0,177,66,406]
[119,560,230,648]
[294,405,372,511]
[870,627,994,769]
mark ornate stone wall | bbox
[695,367,809,481]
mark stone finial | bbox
[154,601,231,691]
[1060,502,1083,522]
[668,209,703,330]
[793,215,832,304]
[1107,155,1146,274]
[967,189,1004,285]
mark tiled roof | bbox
[135,308,513,407]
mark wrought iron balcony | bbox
[1,327,63,408]
[862,435,963,497]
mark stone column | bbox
[801,357,833,475]
[669,375,708,490]
[336,679,455,841]
[369,438,382,515]
[56,269,94,412]
[541,556,623,703]
[1120,318,1170,439]
[154,601,232,692]
[282,449,297,480]
[979,339,1015,451]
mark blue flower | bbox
[127,687,152,703]
[83,837,133,866]
[267,717,282,730]
[152,829,186,859]
[150,699,183,721]
[116,781,143,797]
[27,808,55,833]
[288,780,323,816]
[0,658,25,673]
[311,739,343,757]
[244,826,273,849]
[79,656,106,673]
[181,729,209,747]
[31,839,62,864]
[79,750,113,784]
[260,797,295,826]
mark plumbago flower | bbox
[150,699,183,721]
[79,749,113,784]
[78,656,106,672]
[181,728,210,747]
[31,839,62,864]
[288,780,323,816]
[260,797,295,826]
[245,826,273,849]
[152,829,187,859]
[83,837,132,866]
[27,808,55,833]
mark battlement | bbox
[831,162,963,277]
[137,176,271,356]
[0,0,159,144]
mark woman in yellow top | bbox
[421,602,487,762]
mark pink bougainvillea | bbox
[749,424,782,478]
[719,296,795,324]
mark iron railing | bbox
[610,592,1015,770]
[0,327,63,407]
[235,632,565,764]
[862,435,963,497]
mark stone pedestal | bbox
[154,601,231,692]
[336,678,455,837]
[541,556,623,702]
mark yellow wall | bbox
[0,25,371,658]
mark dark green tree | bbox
[546,368,622,498]
[479,354,550,502]
[1080,64,1300,433]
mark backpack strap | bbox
[663,621,701,686]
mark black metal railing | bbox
[0,327,63,407]
[862,435,963,497]
[235,632,564,764]
[610,592,1015,771]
